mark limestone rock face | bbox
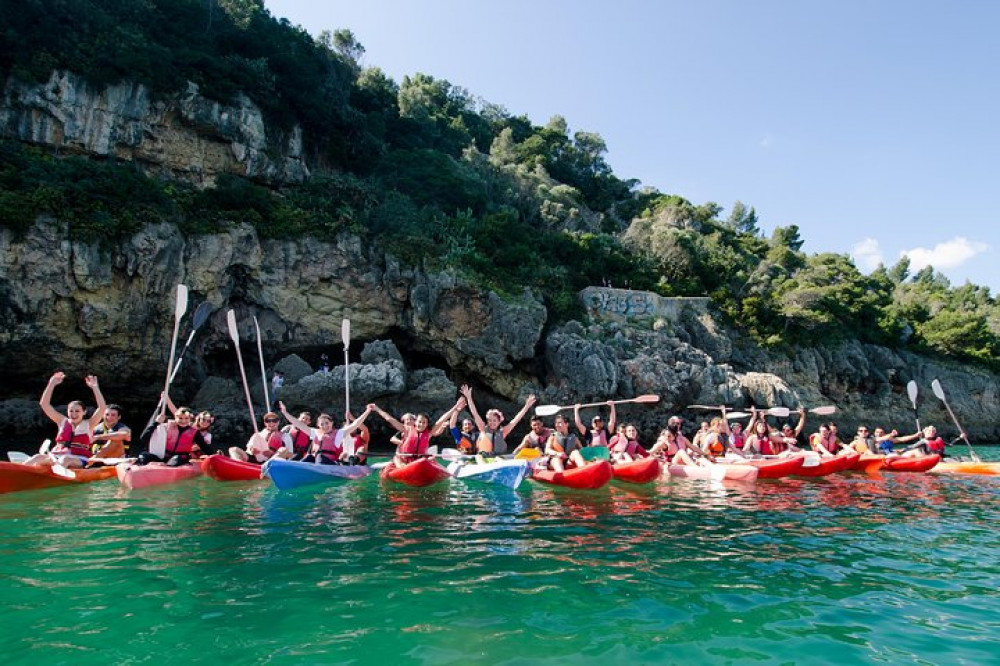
[0,71,308,185]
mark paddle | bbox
[146,301,214,429]
[253,316,270,409]
[342,318,351,414]
[931,378,979,462]
[7,451,30,463]
[228,310,258,436]
[158,285,188,418]
[906,380,921,432]
[535,394,660,418]
[725,411,750,419]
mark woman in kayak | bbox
[648,416,698,464]
[610,423,648,463]
[459,384,536,461]
[340,411,371,465]
[371,398,464,468]
[278,402,372,464]
[25,372,107,468]
[540,414,588,472]
[699,413,733,459]
[574,401,617,449]
[136,406,217,466]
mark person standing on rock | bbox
[459,385,537,462]
[24,372,107,469]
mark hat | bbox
[668,416,682,424]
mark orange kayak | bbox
[611,457,661,484]
[0,461,117,494]
[849,455,886,474]
[929,461,1000,475]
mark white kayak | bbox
[446,458,531,490]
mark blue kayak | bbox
[445,458,530,490]
[262,458,373,490]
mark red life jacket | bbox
[317,430,343,457]
[400,429,431,456]
[166,426,199,455]
[925,437,946,455]
[611,436,640,456]
[55,419,92,458]
[589,428,609,448]
[289,427,312,455]
[731,433,746,450]
[759,436,778,456]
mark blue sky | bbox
[265,0,999,294]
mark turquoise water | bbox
[2,453,1000,665]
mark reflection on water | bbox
[2,467,1000,664]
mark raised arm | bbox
[342,405,373,433]
[449,396,467,429]
[38,372,65,425]
[573,404,587,437]
[277,401,313,435]
[502,394,537,438]
[793,407,806,437]
[431,398,465,437]
[606,401,617,435]
[369,403,406,433]
[719,406,732,437]
[459,385,487,433]
[85,375,107,430]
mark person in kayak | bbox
[371,398,464,468]
[847,425,878,455]
[896,425,946,458]
[90,403,132,460]
[609,423,648,463]
[729,421,747,452]
[809,423,839,456]
[136,406,217,466]
[389,413,417,448]
[648,417,698,465]
[539,414,588,472]
[278,402,373,464]
[279,410,314,460]
[25,372,107,468]
[699,413,733,459]
[511,416,550,459]
[459,384,536,461]
[691,420,712,452]
[191,411,215,458]
[573,401,617,449]
[449,408,479,455]
[229,412,287,464]
[340,410,371,465]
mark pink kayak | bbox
[201,454,264,482]
[116,462,203,489]
[379,457,450,487]
[666,463,758,482]
[532,460,614,489]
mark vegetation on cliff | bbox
[1,0,997,367]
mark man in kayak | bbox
[90,403,132,460]
[810,423,839,456]
[511,416,550,459]
[896,425,946,458]
[230,412,287,464]
[24,372,107,469]
[573,401,617,449]
[540,414,588,472]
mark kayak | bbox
[611,457,661,484]
[848,454,886,474]
[929,461,1000,475]
[745,456,806,479]
[379,457,450,487]
[262,457,373,490]
[0,461,117,494]
[793,453,857,478]
[446,458,530,489]
[882,454,941,473]
[116,462,202,490]
[532,460,613,490]
[666,462,758,482]
[201,454,264,482]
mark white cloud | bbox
[901,237,990,271]
[851,237,884,272]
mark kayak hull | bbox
[447,459,530,489]
[746,457,806,479]
[116,462,202,490]
[882,454,941,473]
[666,463,759,482]
[379,458,450,487]
[929,461,1000,475]
[262,457,373,490]
[0,462,117,494]
[201,454,264,481]
[532,460,614,490]
[611,457,661,484]
[794,454,856,478]
[849,454,886,473]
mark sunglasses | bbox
[264,418,279,424]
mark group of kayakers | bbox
[18,371,952,473]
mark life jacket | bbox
[165,425,199,455]
[731,433,746,450]
[288,427,312,455]
[612,436,641,457]
[55,419,92,458]
[317,430,344,457]
[809,433,829,453]
[342,429,368,457]
[550,432,579,456]
[705,433,726,457]
[588,428,610,448]
[478,428,508,455]
[525,430,549,449]
[454,429,477,454]
[758,435,778,456]
[925,437,946,455]
[400,429,431,456]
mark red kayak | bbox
[793,453,855,478]
[849,455,886,474]
[882,454,941,473]
[532,460,614,490]
[201,454,264,481]
[0,461,117,494]
[611,457,661,484]
[379,458,450,487]
[747,456,806,479]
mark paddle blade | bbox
[906,380,919,406]
[7,451,30,463]
[534,404,562,417]
[174,284,189,319]
[931,378,946,401]
[515,448,541,460]
[687,405,722,411]
[342,318,351,349]
[149,426,167,458]
[632,394,660,405]
[725,411,750,419]
[192,301,213,330]
[226,309,239,344]
[767,407,791,418]
[810,405,837,416]
[51,464,76,479]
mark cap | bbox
[668,416,682,424]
